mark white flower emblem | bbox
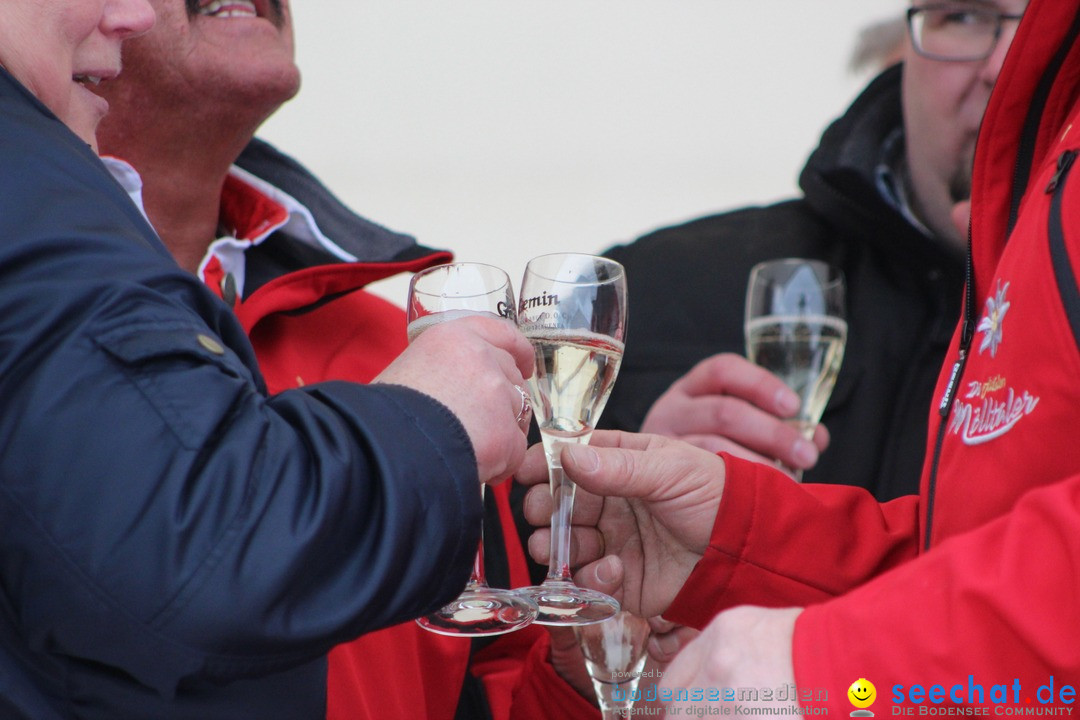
[977,279,1010,357]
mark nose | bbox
[103,0,157,39]
[980,19,1021,85]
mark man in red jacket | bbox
[521,0,1080,715]
[91,0,598,717]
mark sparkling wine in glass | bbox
[574,611,652,719]
[517,253,626,626]
[408,262,538,636]
[744,258,846,481]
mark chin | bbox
[68,117,102,152]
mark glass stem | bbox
[469,484,488,588]
[546,450,577,583]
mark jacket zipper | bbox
[923,229,975,550]
[1047,149,1080,351]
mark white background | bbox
[260,1,906,304]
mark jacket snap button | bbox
[197,333,226,355]
[221,273,238,307]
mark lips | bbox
[198,0,258,18]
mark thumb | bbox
[563,439,722,506]
[562,444,646,499]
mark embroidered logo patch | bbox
[977,279,1011,357]
[949,378,1039,445]
[948,278,1039,445]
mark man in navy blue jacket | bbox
[0,56,533,720]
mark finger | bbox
[545,625,580,655]
[573,555,624,599]
[498,432,528,480]
[649,393,796,446]
[521,484,552,526]
[527,526,606,569]
[673,354,800,416]
[674,433,783,464]
[527,529,550,565]
[511,383,532,432]
[812,422,830,452]
[951,199,972,238]
[521,474,605,527]
[653,395,819,469]
[648,617,678,634]
[659,631,710,700]
[455,315,535,380]
[648,625,700,664]
[515,443,550,488]
[703,432,820,473]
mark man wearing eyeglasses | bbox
[904,2,1024,248]
[597,1,1027,502]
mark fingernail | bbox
[565,444,599,472]
[793,439,818,467]
[775,388,800,416]
[595,555,619,584]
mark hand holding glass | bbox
[744,258,846,481]
[517,253,626,625]
[407,262,538,636]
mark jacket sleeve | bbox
[792,473,1080,713]
[0,96,481,697]
[665,454,921,628]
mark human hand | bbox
[661,606,801,715]
[375,316,534,484]
[546,618,689,707]
[951,199,972,239]
[648,617,700,665]
[548,582,687,708]
[640,353,827,476]
[519,430,725,619]
[546,626,595,701]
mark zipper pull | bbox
[939,348,967,417]
[1046,150,1077,193]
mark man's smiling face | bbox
[96,0,300,123]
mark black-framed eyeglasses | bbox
[906,3,1024,62]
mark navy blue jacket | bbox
[0,69,481,719]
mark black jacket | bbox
[601,65,964,501]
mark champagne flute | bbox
[408,262,539,636]
[744,258,847,481]
[517,253,626,626]
[574,611,653,719]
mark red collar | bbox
[219,173,289,243]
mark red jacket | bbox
[667,1,1080,713]
[207,143,597,720]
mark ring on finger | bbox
[514,384,532,425]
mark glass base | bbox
[415,587,538,637]
[517,580,621,626]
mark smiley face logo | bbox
[848,678,877,709]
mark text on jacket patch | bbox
[948,376,1040,445]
